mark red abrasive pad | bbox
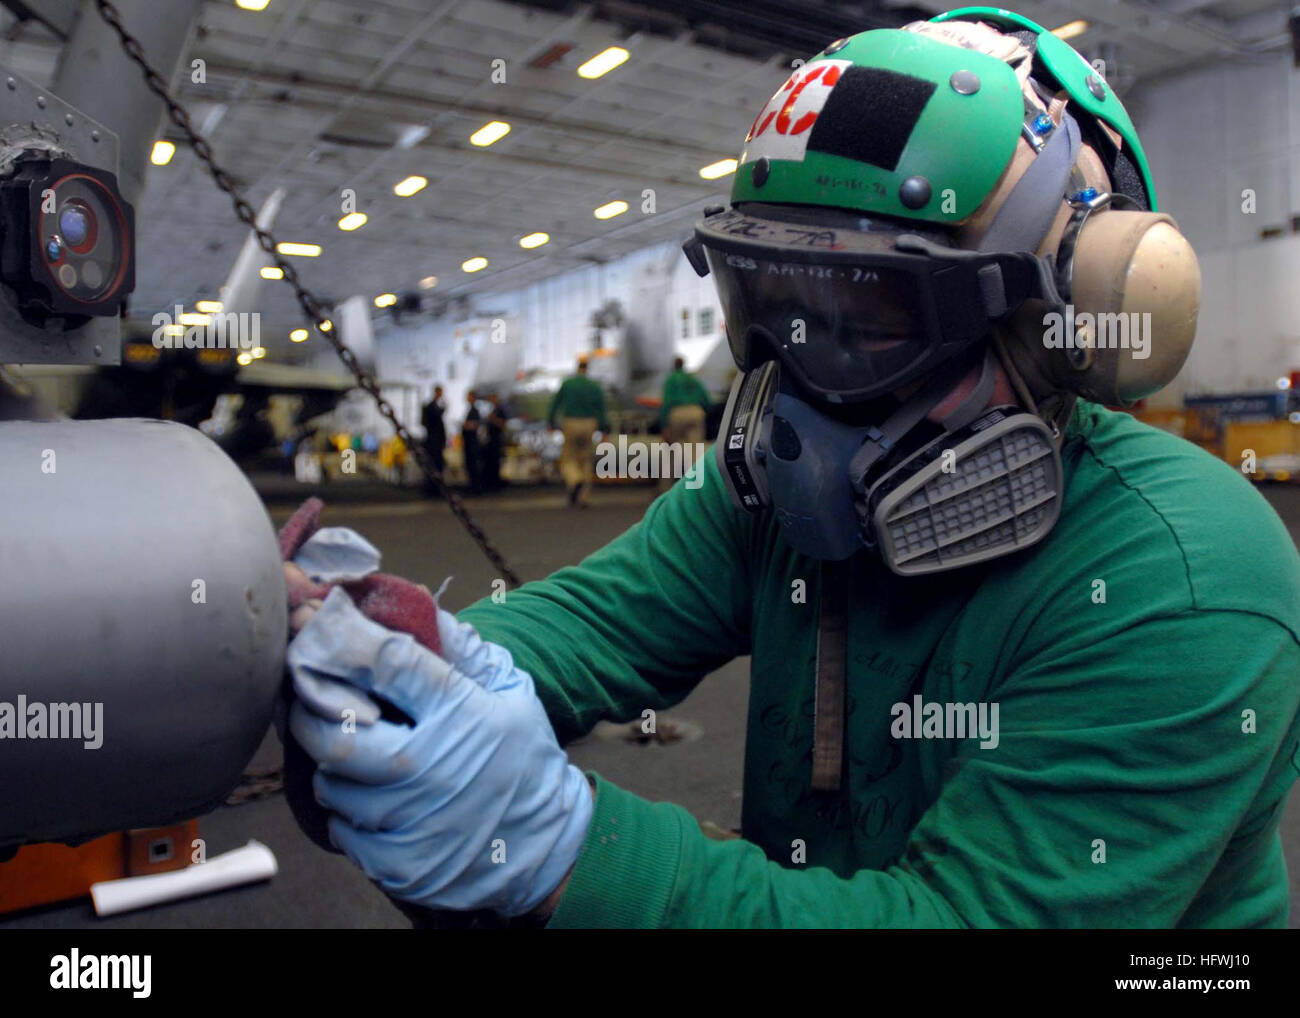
[277,498,440,655]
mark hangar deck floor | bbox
[6,479,1300,928]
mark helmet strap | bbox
[978,111,1081,255]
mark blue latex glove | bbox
[294,525,382,584]
[287,586,593,917]
[287,526,383,726]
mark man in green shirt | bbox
[658,357,711,492]
[547,358,610,508]
[284,10,1300,928]
[660,356,711,433]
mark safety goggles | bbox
[684,204,1060,403]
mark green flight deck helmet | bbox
[730,6,1158,223]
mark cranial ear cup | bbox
[1067,212,1200,404]
[1001,209,1201,407]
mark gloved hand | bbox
[287,586,594,917]
[279,497,440,657]
[276,498,442,856]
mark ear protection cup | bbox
[999,203,1200,408]
[1059,209,1200,403]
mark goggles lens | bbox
[692,206,1050,401]
[704,244,936,399]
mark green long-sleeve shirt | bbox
[547,375,609,431]
[659,370,710,425]
[460,401,1300,928]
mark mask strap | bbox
[991,328,1077,446]
[936,347,998,433]
[847,352,980,495]
[815,350,993,792]
[992,327,1040,417]
[811,558,850,792]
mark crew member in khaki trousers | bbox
[559,416,599,507]
[658,357,711,492]
[664,404,707,447]
[548,358,610,508]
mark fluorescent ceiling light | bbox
[162,324,185,337]
[462,257,488,273]
[251,346,267,359]
[699,158,738,180]
[290,328,308,342]
[594,200,628,220]
[1051,20,1088,40]
[200,103,228,136]
[236,352,253,365]
[196,300,223,313]
[394,175,428,197]
[338,212,367,231]
[236,0,270,10]
[396,125,430,149]
[260,266,283,279]
[519,232,550,249]
[374,293,397,308]
[178,312,210,326]
[277,242,321,257]
[419,275,438,289]
[470,121,511,147]
[150,140,175,166]
[578,47,629,79]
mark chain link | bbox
[94,0,521,587]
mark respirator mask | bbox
[685,203,1064,575]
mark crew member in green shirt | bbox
[547,357,610,508]
[659,356,710,492]
[283,11,1300,928]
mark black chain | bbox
[94,0,521,588]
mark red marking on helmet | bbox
[776,65,826,134]
[789,110,818,134]
[747,61,844,145]
[751,110,777,140]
